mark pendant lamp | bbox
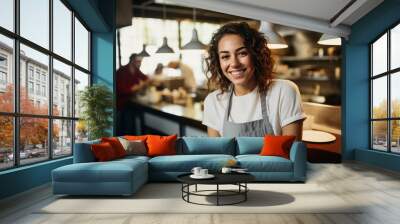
[137,9,150,57]
[318,34,342,45]
[182,8,206,50]
[137,44,150,57]
[156,37,175,53]
[156,3,175,54]
[259,21,288,49]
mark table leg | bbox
[217,184,219,206]
[188,184,191,202]
[245,183,247,201]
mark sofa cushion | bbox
[115,155,150,163]
[124,135,148,142]
[53,158,148,182]
[260,135,296,159]
[147,134,177,157]
[74,140,100,163]
[54,163,134,183]
[91,142,118,161]
[118,137,147,156]
[181,137,235,155]
[148,154,235,172]
[236,155,293,172]
[236,137,263,155]
[101,137,127,158]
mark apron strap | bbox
[260,90,268,119]
[223,87,235,122]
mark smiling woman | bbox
[202,22,306,139]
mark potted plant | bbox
[79,84,113,140]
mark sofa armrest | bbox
[289,141,307,181]
[73,141,98,163]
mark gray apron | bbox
[222,88,274,137]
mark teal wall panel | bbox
[344,0,400,171]
[0,158,72,199]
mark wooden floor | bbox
[1,162,400,224]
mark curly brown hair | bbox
[206,22,274,94]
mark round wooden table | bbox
[302,130,336,143]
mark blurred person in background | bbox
[116,53,149,135]
[167,61,197,92]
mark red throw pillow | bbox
[101,137,126,158]
[146,134,177,157]
[259,135,296,159]
[91,142,117,161]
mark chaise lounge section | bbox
[52,137,307,196]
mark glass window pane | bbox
[74,18,89,70]
[53,119,72,158]
[391,24,400,70]
[391,120,400,153]
[75,120,88,143]
[372,121,388,151]
[0,116,14,170]
[53,0,72,60]
[74,69,89,118]
[20,44,49,115]
[391,72,400,118]
[53,59,72,116]
[0,34,14,112]
[372,33,387,76]
[20,117,49,165]
[372,76,387,119]
[20,0,49,49]
[0,0,14,31]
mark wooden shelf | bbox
[280,56,340,62]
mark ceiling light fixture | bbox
[137,9,151,57]
[182,8,206,50]
[259,21,288,49]
[318,33,342,45]
[137,44,150,57]
[156,3,175,54]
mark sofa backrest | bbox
[235,137,263,155]
[73,139,100,163]
[179,137,235,155]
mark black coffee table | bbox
[177,173,255,206]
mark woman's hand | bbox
[282,120,304,141]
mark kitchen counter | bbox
[132,100,203,122]
[125,100,207,136]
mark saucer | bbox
[190,174,215,179]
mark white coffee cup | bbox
[191,167,202,176]
[200,169,208,176]
[221,167,232,174]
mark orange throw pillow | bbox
[101,137,126,158]
[146,134,177,157]
[91,142,117,161]
[124,135,148,142]
[259,135,296,159]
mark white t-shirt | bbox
[202,79,307,136]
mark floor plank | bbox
[1,161,400,224]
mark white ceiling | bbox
[159,0,384,39]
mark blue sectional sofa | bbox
[52,137,307,196]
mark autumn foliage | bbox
[0,85,59,150]
[372,99,400,140]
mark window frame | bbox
[0,0,92,171]
[370,20,400,154]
